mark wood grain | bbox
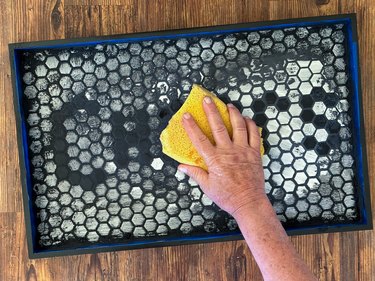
[0,0,21,213]
[0,0,374,280]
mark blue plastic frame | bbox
[9,13,372,259]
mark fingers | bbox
[182,113,214,158]
[227,104,249,146]
[245,117,261,149]
[178,164,208,187]
[202,96,232,146]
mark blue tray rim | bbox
[9,13,372,259]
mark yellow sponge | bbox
[160,85,263,170]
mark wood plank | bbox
[64,5,102,38]
[65,0,271,38]
[291,233,341,280]
[0,69,22,213]
[0,0,22,213]
[0,212,24,281]
[65,0,124,6]
[0,0,66,212]
[10,0,65,42]
[340,232,359,281]
[135,0,185,31]
[269,0,339,19]
[357,6,375,281]
[358,230,375,281]
[0,212,96,281]
[94,241,264,281]
[99,4,140,35]
[180,0,270,28]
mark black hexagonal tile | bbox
[326,120,341,134]
[265,91,277,104]
[311,87,325,101]
[303,136,317,150]
[275,97,290,111]
[327,134,340,149]
[312,114,328,129]
[315,142,330,156]
[323,93,339,107]
[300,95,314,108]
[252,99,266,113]
[253,113,267,126]
[300,109,314,122]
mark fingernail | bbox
[183,112,191,119]
[227,103,235,108]
[204,96,212,104]
[178,166,187,173]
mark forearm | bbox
[234,196,317,281]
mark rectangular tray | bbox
[10,14,372,258]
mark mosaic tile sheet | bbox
[20,23,358,248]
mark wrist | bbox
[232,194,273,222]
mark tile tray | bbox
[9,14,372,258]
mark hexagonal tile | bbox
[131,213,145,226]
[120,221,134,233]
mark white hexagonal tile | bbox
[295,172,308,185]
[151,158,164,170]
[264,106,277,119]
[268,133,280,146]
[299,82,313,95]
[289,103,302,116]
[293,158,307,171]
[280,152,293,165]
[309,60,323,74]
[277,111,291,125]
[298,68,312,82]
[266,119,279,133]
[315,128,329,142]
[312,101,326,115]
[310,74,323,87]
[302,123,316,136]
[290,131,305,141]
[287,76,301,90]
[286,62,300,75]
[279,125,292,138]
[240,95,252,106]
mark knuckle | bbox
[230,154,241,163]
[198,134,209,143]
[190,122,203,134]
[235,126,248,133]
[213,125,227,135]
[207,106,220,117]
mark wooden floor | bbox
[0,0,374,280]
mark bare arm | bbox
[178,96,317,281]
[233,197,316,281]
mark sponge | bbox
[160,85,263,170]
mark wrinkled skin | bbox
[178,97,318,281]
[178,97,267,216]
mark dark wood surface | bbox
[1,0,374,280]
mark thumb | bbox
[178,164,208,186]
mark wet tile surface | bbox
[20,23,358,248]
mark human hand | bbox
[178,96,317,281]
[178,96,267,217]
